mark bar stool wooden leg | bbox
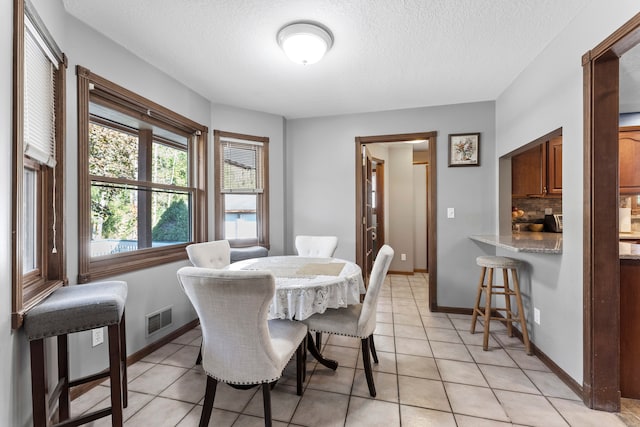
[511,269,532,355]
[502,269,514,337]
[482,268,494,350]
[108,324,124,427]
[30,339,48,427]
[119,312,128,408]
[57,334,70,422]
[470,266,486,334]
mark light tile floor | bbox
[78,273,635,426]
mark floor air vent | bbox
[146,306,172,336]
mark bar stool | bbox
[470,256,531,355]
[24,281,128,427]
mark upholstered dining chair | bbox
[185,239,232,364]
[185,239,231,269]
[176,267,307,427]
[301,244,394,397]
[294,235,339,347]
[294,235,339,257]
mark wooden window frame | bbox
[12,0,67,329]
[77,66,208,283]
[214,130,270,249]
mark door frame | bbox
[355,131,437,309]
[583,11,640,411]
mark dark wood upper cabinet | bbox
[512,144,545,197]
[619,128,640,194]
[511,134,562,198]
[547,136,563,195]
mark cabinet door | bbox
[620,260,640,398]
[547,136,563,195]
[620,130,640,194]
[512,144,545,197]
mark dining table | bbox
[226,255,366,370]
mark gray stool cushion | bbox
[24,281,127,341]
[476,256,522,269]
[230,246,268,263]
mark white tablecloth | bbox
[227,256,366,320]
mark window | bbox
[77,66,207,283]
[12,0,66,328]
[214,130,269,248]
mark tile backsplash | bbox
[512,197,562,223]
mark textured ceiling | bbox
[63,0,592,119]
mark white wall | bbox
[388,145,414,273]
[285,101,496,306]
[495,0,640,383]
[414,164,428,270]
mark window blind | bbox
[220,140,264,193]
[23,17,57,167]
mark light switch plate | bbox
[447,208,455,218]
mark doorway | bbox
[583,12,640,411]
[355,131,437,310]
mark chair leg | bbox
[361,337,376,397]
[57,333,70,421]
[262,383,273,427]
[502,269,514,337]
[482,268,494,351]
[107,324,124,427]
[369,335,379,364]
[30,339,48,427]
[196,345,203,365]
[315,331,322,350]
[511,268,532,355]
[470,266,487,333]
[119,312,128,408]
[200,376,217,427]
[296,341,304,396]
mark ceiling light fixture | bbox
[277,22,333,65]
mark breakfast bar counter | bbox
[469,232,563,254]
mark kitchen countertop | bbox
[469,232,563,254]
[619,232,640,240]
[620,242,640,260]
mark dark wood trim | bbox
[355,131,437,310]
[12,0,26,330]
[583,11,640,411]
[70,319,200,400]
[76,66,207,283]
[432,306,474,316]
[213,130,270,249]
[12,0,67,329]
[77,66,207,134]
[387,270,414,275]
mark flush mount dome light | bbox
[277,22,333,65]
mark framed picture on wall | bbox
[448,133,480,167]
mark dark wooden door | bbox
[361,146,375,286]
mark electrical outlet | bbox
[545,208,553,215]
[92,328,104,347]
[534,308,541,325]
[447,208,455,218]
[401,253,407,261]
